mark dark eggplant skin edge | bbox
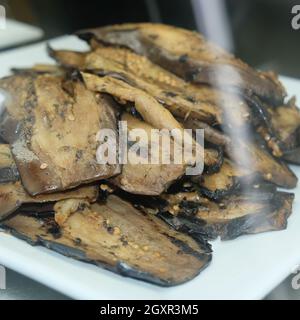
[1,217,212,287]
[219,193,294,240]
[196,176,274,201]
[213,192,294,240]
[75,26,285,106]
[198,182,241,201]
[157,211,217,242]
[158,192,294,241]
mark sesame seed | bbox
[173,205,180,211]
[40,163,48,170]
[100,184,109,191]
[265,134,271,141]
[154,252,161,258]
[113,227,121,235]
[266,173,272,180]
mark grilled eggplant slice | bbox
[251,96,300,158]
[158,191,294,240]
[0,74,120,195]
[80,72,184,132]
[183,118,230,147]
[76,25,292,150]
[195,159,257,200]
[269,97,300,164]
[2,195,212,286]
[80,71,222,171]
[0,181,98,220]
[271,99,300,150]
[0,144,99,220]
[77,23,286,105]
[184,118,297,188]
[267,99,300,163]
[111,113,186,195]
[227,140,297,189]
[54,46,299,160]
[49,46,252,129]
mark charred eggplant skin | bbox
[2,222,179,286]
[155,191,294,241]
[76,23,286,105]
[2,195,212,286]
[0,23,298,290]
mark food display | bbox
[0,23,299,286]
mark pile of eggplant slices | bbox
[0,23,299,286]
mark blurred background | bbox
[0,0,300,300]
[1,0,300,77]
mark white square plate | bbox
[0,19,43,49]
[0,37,299,300]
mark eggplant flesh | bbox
[182,119,298,189]
[0,143,99,220]
[0,74,120,195]
[195,158,258,200]
[251,97,300,158]
[0,181,98,221]
[79,24,297,164]
[271,102,300,149]
[49,46,252,129]
[156,191,294,240]
[227,140,297,189]
[110,113,186,195]
[269,102,300,162]
[80,71,221,171]
[76,23,286,105]
[2,195,212,286]
[266,97,300,164]
[51,46,299,164]
[76,25,294,153]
